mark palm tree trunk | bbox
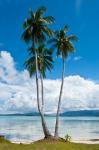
[33,38,52,139]
[54,58,65,138]
[35,50,41,113]
[40,72,52,138]
[40,72,44,113]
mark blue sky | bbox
[0,0,99,80]
[0,0,99,113]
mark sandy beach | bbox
[72,139,99,144]
[10,139,99,145]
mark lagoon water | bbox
[0,116,99,143]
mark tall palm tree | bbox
[25,45,53,112]
[22,6,55,138]
[48,25,78,138]
[25,45,54,138]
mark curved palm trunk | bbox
[40,72,52,138]
[54,58,65,138]
[33,39,52,139]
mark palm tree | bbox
[48,25,78,138]
[25,45,54,138]
[25,45,53,113]
[22,6,55,138]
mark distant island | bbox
[0,110,99,117]
[60,110,99,117]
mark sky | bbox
[0,0,99,113]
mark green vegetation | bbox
[64,134,71,142]
[0,137,99,150]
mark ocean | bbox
[0,116,99,143]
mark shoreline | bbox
[72,139,99,144]
[10,139,99,145]
[1,135,99,145]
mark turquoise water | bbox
[0,116,99,143]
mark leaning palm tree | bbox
[22,7,55,138]
[48,25,78,138]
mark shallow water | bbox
[0,116,99,143]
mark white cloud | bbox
[0,51,29,85]
[0,51,99,114]
[74,56,82,61]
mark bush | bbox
[64,134,71,142]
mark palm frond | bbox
[43,26,54,37]
[43,16,55,24]
[28,47,35,55]
[63,25,69,33]
[36,30,46,43]
[44,59,53,72]
[24,57,36,77]
[23,18,32,29]
[22,28,31,43]
[66,35,78,41]
[29,8,35,19]
[35,6,47,20]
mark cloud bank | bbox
[0,51,99,114]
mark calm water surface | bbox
[0,116,99,143]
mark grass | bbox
[0,137,99,150]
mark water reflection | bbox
[0,116,99,143]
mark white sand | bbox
[10,139,99,145]
[72,140,99,144]
[10,140,33,144]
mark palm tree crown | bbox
[25,45,54,78]
[22,6,55,44]
[48,25,78,58]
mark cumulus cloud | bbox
[0,51,99,114]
